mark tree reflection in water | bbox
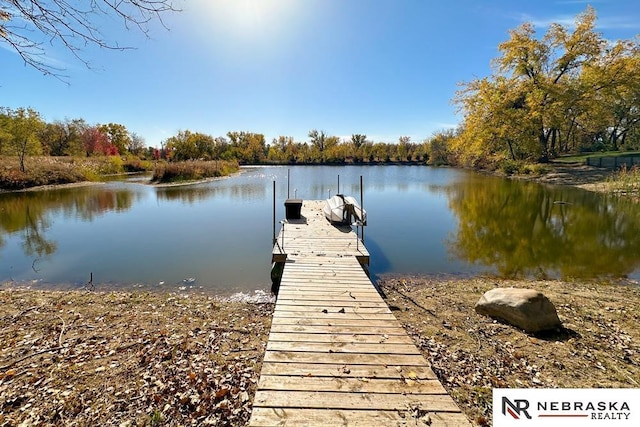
[444,177,640,279]
[0,186,134,259]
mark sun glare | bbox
[195,0,302,42]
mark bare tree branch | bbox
[0,0,181,80]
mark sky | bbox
[2,0,639,148]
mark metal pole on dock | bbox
[360,175,364,243]
[337,174,340,194]
[272,181,276,245]
[287,169,290,199]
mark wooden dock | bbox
[249,201,471,426]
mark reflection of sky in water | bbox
[1,165,639,292]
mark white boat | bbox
[323,194,367,225]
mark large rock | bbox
[475,288,561,333]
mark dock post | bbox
[360,175,365,243]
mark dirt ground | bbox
[379,276,640,426]
[519,163,616,187]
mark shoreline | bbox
[1,277,638,426]
[510,163,616,189]
[1,162,617,193]
[0,170,246,193]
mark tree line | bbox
[443,7,640,170]
[162,130,431,164]
[0,108,436,166]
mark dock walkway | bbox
[249,201,470,426]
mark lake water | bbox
[1,165,639,293]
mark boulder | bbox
[475,288,561,333]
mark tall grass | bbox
[0,157,89,190]
[607,165,640,199]
[151,160,239,183]
[0,156,154,190]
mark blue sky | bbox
[2,0,639,148]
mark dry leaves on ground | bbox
[380,276,640,426]
[0,290,273,426]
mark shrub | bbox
[521,163,550,175]
[151,160,239,183]
[498,159,521,175]
[122,157,152,172]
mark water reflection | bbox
[156,182,267,204]
[0,185,135,258]
[444,177,640,278]
[2,166,639,290]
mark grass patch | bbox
[151,160,239,183]
[606,165,640,199]
[554,151,640,164]
[497,160,550,176]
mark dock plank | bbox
[258,362,438,380]
[257,375,447,394]
[267,332,414,344]
[253,391,462,412]
[250,408,470,427]
[266,341,422,354]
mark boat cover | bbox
[323,194,367,225]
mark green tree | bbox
[0,107,45,171]
[99,123,131,155]
[165,130,198,161]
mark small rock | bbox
[475,288,561,333]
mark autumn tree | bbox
[164,130,216,161]
[452,7,637,166]
[580,40,640,150]
[268,136,298,163]
[82,125,113,156]
[397,136,411,161]
[99,123,131,155]
[227,131,267,164]
[1,0,179,77]
[426,129,455,166]
[323,136,341,163]
[349,134,367,161]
